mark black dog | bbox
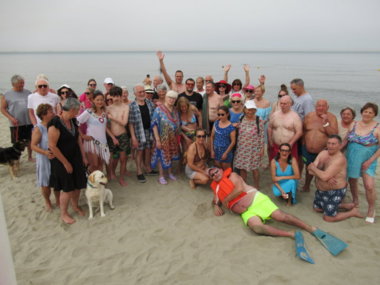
[0,140,27,179]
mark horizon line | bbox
[0,49,379,54]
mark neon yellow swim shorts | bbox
[241,192,279,226]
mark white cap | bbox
[104,77,114,84]
[58,84,70,89]
[244,100,257,109]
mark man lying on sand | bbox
[208,167,349,262]
[209,167,316,238]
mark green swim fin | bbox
[295,231,315,264]
[312,229,348,256]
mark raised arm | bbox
[223,64,231,82]
[242,64,251,88]
[157,51,173,88]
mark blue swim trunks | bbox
[313,187,346,217]
[301,145,318,165]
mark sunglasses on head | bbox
[38,85,48,89]
[196,135,206,138]
[231,100,241,104]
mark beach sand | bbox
[0,111,379,285]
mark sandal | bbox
[168,173,177,181]
[365,211,376,224]
[158,176,168,185]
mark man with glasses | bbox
[177,78,203,111]
[268,95,302,161]
[156,51,186,93]
[1,75,34,161]
[27,78,60,125]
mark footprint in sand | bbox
[193,202,210,218]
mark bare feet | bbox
[45,201,53,212]
[351,207,365,219]
[73,207,85,216]
[61,214,75,224]
[189,179,196,189]
[301,185,310,192]
[119,177,128,187]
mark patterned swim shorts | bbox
[313,187,347,217]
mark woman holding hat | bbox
[151,90,181,184]
[233,100,264,189]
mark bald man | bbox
[268,95,303,161]
[301,99,338,191]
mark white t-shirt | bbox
[27,92,60,123]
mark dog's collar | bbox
[87,181,96,188]
[12,147,22,154]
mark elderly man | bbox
[129,84,157,183]
[195,77,205,96]
[290,78,314,121]
[201,82,223,134]
[177,78,203,111]
[1,75,33,160]
[308,135,363,222]
[302,99,338,192]
[268,95,303,161]
[156,51,186,93]
[27,78,60,126]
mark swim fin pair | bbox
[312,228,348,256]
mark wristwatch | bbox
[323,122,330,127]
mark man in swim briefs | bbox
[209,167,317,237]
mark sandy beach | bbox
[0,110,379,285]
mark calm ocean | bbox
[0,51,379,114]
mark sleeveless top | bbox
[275,160,294,176]
[347,122,379,145]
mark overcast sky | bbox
[1,0,379,52]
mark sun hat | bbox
[215,80,232,93]
[243,84,255,91]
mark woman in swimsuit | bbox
[345,102,380,223]
[177,97,198,152]
[185,129,210,188]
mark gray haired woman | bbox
[48,98,88,224]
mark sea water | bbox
[0,51,379,114]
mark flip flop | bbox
[312,229,348,256]
[294,231,315,264]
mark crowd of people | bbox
[1,51,379,227]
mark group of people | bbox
[1,51,379,229]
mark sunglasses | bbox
[89,84,96,87]
[233,83,241,86]
[219,85,226,88]
[231,100,241,104]
[85,92,90,95]
[186,83,195,86]
[38,85,48,89]
[245,90,254,93]
[217,113,226,117]
[60,91,70,95]
[196,135,206,138]
[209,170,218,178]
[280,149,291,152]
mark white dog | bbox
[85,170,115,219]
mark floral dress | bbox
[233,117,264,170]
[151,104,180,169]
